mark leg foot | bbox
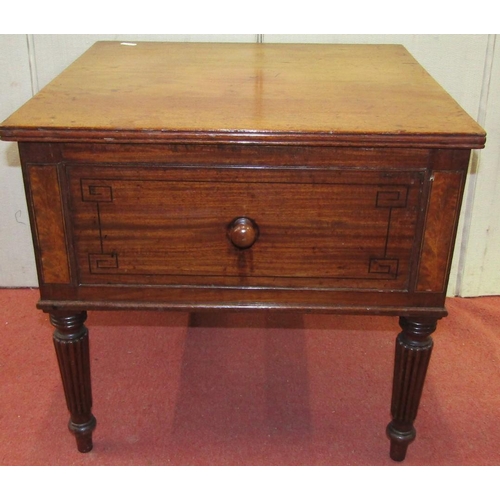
[51,311,96,453]
[386,422,416,461]
[387,317,436,461]
[70,416,97,452]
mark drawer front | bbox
[68,165,424,291]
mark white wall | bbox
[1,34,498,296]
[0,35,37,286]
[458,36,500,296]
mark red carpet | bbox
[1,288,499,465]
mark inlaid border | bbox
[28,165,70,284]
[76,177,415,283]
[416,171,464,292]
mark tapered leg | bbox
[386,316,436,461]
[50,311,96,452]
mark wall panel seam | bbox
[454,33,496,296]
[26,34,39,96]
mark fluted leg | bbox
[386,316,436,461]
[50,311,96,452]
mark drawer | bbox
[67,165,424,291]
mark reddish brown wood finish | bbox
[26,165,70,284]
[50,311,96,452]
[417,170,466,292]
[0,43,485,148]
[228,217,259,249]
[67,165,421,290]
[386,317,436,461]
[0,43,486,460]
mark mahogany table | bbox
[0,42,486,461]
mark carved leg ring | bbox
[386,317,436,461]
[50,311,96,453]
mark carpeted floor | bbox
[1,288,499,465]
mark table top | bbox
[0,42,485,148]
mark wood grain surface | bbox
[68,165,422,291]
[0,42,486,147]
[27,165,70,284]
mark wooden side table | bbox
[0,42,486,461]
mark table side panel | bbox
[416,150,470,292]
[18,143,470,314]
[24,164,71,284]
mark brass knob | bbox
[228,217,259,249]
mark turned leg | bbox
[50,311,96,452]
[386,316,436,461]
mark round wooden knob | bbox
[228,217,259,249]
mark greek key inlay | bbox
[89,253,119,273]
[376,187,408,208]
[369,258,399,276]
[81,180,113,202]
